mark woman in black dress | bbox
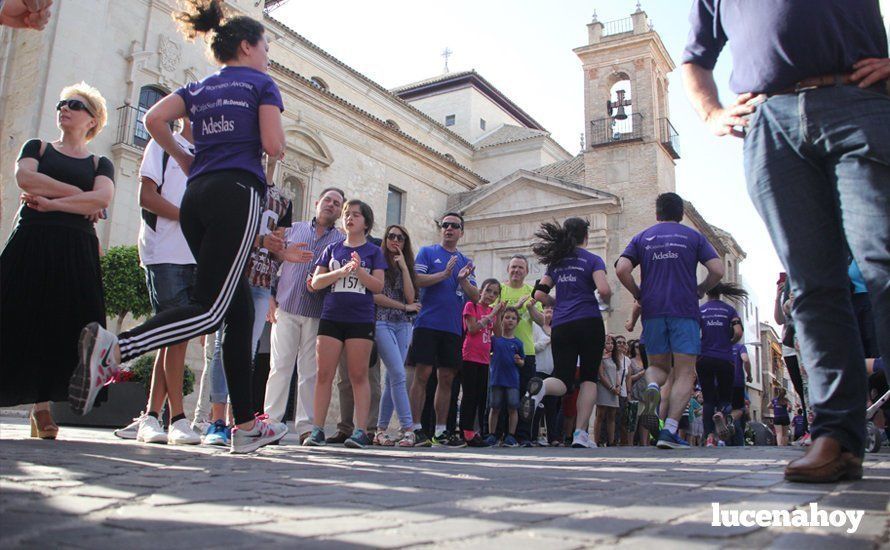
[1,82,114,438]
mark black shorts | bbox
[774,417,790,427]
[408,327,462,369]
[731,386,745,410]
[318,319,375,342]
[551,317,605,389]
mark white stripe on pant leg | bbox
[120,190,260,354]
[120,192,259,356]
[119,190,260,358]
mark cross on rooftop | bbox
[442,47,453,73]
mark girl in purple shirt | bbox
[307,200,386,449]
[68,0,289,454]
[528,217,612,449]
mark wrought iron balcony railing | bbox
[113,104,150,150]
[602,17,633,37]
[658,117,680,159]
[589,113,643,148]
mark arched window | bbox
[385,119,400,131]
[608,79,633,139]
[135,85,167,148]
[282,174,305,220]
[309,76,329,91]
[443,153,455,162]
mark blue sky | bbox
[274,0,890,324]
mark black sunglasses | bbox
[56,99,94,117]
[441,221,462,230]
[386,233,405,242]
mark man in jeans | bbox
[682,0,890,481]
[263,188,345,442]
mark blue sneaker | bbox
[303,427,326,447]
[655,429,691,450]
[201,420,231,447]
[503,435,519,448]
[344,429,371,449]
[483,434,499,447]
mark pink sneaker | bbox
[69,322,120,415]
[231,415,287,454]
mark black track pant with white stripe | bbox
[118,170,261,424]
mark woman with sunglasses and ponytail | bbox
[1,82,113,439]
[67,0,289,454]
[526,217,612,449]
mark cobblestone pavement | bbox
[1,418,888,549]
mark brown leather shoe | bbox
[325,431,349,444]
[784,436,863,483]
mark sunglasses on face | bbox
[56,99,94,117]
[386,233,405,242]
[441,222,462,230]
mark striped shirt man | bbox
[276,219,344,318]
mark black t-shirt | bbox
[16,139,115,234]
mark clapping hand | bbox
[282,241,313,263]
[457,262,475,282]
[263,230,286,254]
[516,295,531,310]
[443,255,458,277]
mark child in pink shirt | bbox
[459,278,503,446]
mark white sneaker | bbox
[191,419,210,435]
[168,418,200,445]
[69,322,120,415]
[137,415,167,444]
[230,416,287,454]
[571,429,590,448]
[113,414,145,440]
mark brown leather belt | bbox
[770,73,854,95]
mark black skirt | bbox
[1,224,106,405]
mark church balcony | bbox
[658,117,681,159]
[112,104,149,152]
[602,17,633,37]
[589,113,643,148]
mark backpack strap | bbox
[160,151,170,189]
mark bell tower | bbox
[574,5,679,331]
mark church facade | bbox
[0,1,746,340]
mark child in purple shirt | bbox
[306,199,386,449]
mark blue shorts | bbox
[145,263,196,314]
[489,386,520,410]
[641,316,701,356]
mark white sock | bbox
[664,418,679,434]
[413,423,423,431]
[435,424,446,434]
[647,382,660,391]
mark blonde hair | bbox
[60,81,107,141]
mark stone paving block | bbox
[529,515,652,541]
[424,531,587,550]
[328,517,513,548]
[244,513,401,538]
[768,531,879,550]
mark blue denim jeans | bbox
[375,320,414,430]
[208,285,271,404]
[743,84,890,457]
[144,263,196,314]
